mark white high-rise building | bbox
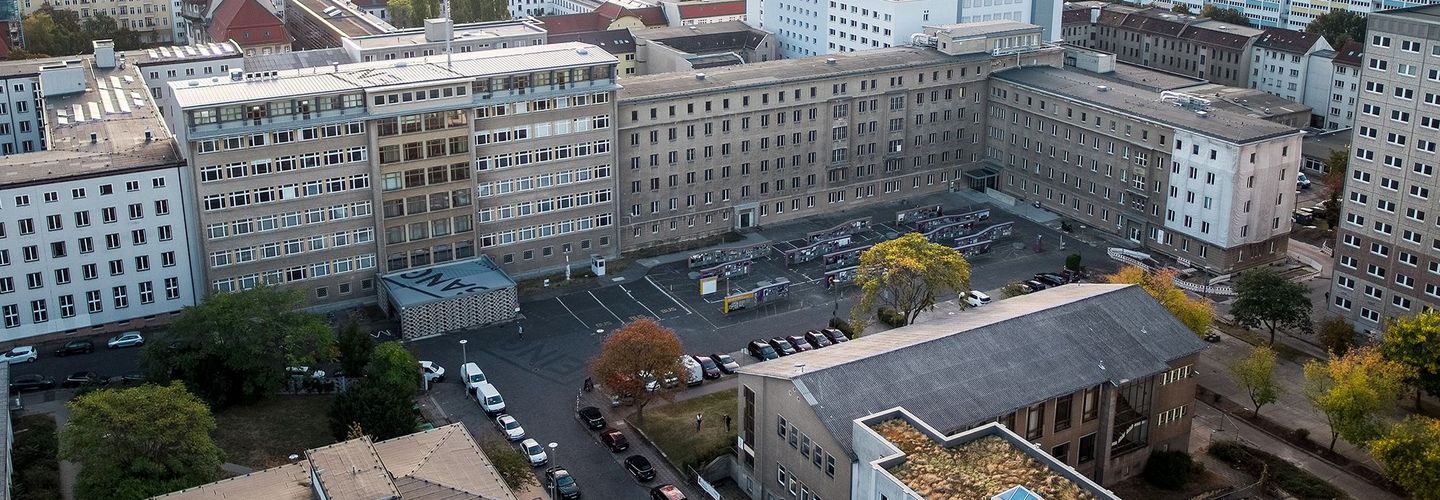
[747,0,1060,58]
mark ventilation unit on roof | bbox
[1096,85,1109,92]
[695,73,706,81]
[825,57,837,65]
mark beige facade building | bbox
[615,21,1056,251]
[163,42,619,307]
[19,0,179,43]
[1063,3,1261,88]
[736,284,1204,500]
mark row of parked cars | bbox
[1013,272,1075,296]
[1,331,147,367]
[747,328,849,361]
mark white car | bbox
[495,414,526,441]
[520,438,548,466]
[2,346,37,364]
[420,361,445,383]
[107,331,145,349]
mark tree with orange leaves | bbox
[590,318,685,422]
[1106,266,1214,336]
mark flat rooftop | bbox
[345,20,546,49]
[1375,4,1440,22]
[128,42,242,67]
[618,46,989,101]
[994,65,1299,143]
[382,255,516,309]
[872,420,1102,499]
[1100,61,1202,92]
[243,47,357,72]
[2,60,180,188]
[170,42,616,108]
[290,0,393,38]
[1302,128,1351,157]
[1173,82,1312,119]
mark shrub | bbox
[1142,450,1194,490]
[1066,254,1082,271]
[1293,428,1311,441]
[12,415,60,500]
[828,317,856,339]
[1207,440,1342,499]
[876,306,907,327]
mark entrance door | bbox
[738,210,753,228]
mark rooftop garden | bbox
[872,419,1097,500]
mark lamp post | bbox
[548,442,559,465]
[459,339,468,366]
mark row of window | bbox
[211,254,376,292]
[200,147,369,183]
[382,190,472,219]
[385,240,477,271]
[475,115,609,146]
[0,229,175,267]
[193,121,365,148]
[378,137,469,164]
[209,228,375,268]
[0,201,172,238]
[477,164,610,198]
[384,215,474,245]
[0,252,179,294]
[479,213,611,248]
[382,163,471,192]
[474,140,611,171]
[206,202,372,240]
[4,178,167,209]
[201,175,371,211]
[477,189,611,223]
[474,92,610,119]
[0,278,182,328]
[376,110,468,136]
[627,68,968,124]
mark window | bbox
[1078,434,1096,463]
[1082,386,1099,421]
[1026,403,1046,440]
[1054,394,1073,432]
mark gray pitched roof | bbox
[740,284,1207,457]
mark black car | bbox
[54,340,94,357]
[624,455,656,482]
[803,330,833,349]
[693,356,722,379]
[784,335,814,352]
[61,371,105,389]
[709,353,740,374]
[822,328,849,343]
[1034,273,1067,287]
[577,406,606,429]
[1023,279,1048,292]
[746,341,778,361]
[10,374,55,393]
[545,467,582,499]
[767,338,798,356]
[600,429,630,452]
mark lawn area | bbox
[632,391,738,471]
[214,394,337,469]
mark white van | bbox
[964,290,992,307]
[460,362,488,393]
[679,355,703,387]
[475,383,506,415]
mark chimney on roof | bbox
[92,39,116,69]
[89,133,98,144]
[695,73,705,81]
[144,128,153,142]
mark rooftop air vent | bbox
[825,57,837,65]
[1096,85,1109,92]
[577,47,589,55]
[695,73,706,81]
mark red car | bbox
[600,429,629,452]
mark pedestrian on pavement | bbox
[724,414,732,432]
[696,413,703,431]
[518,323,524,338]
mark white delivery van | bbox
[679,355,703,386]
[460,362,488,394]
[476,383,506,415]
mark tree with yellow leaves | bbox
[1379,310,1440,409]
[1105,266,1214,336]
[1302,346,1411,451]
[850,232,971,333]
[1370,416,1440,500]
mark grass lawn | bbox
[632,391,738,471]
[214,394,337,469]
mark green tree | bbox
[1370,416,1440,500]
[590,318,685,421]
[1171,4,1192,14]
[1201,5,1250,25]
[1306,9,1366,47]
[1001,282,1029,298]
[480,440,539,490]
[1231,345,1279,418]
[1065,253,1082,272]
[1230,267,1312,345]
[60,384,223,500]
[1320,147,1348,227]
[367,342,420,394]
[327,381,418,441]
[1105,266,1214,336]
[1380,311,1440,409]
[1317,316,1359,357]
[1302,347,1411,450]
[142,285,334,408]
[336,320,374,377]
[850,232,971,332]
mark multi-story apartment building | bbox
[162,42,619,307]
[340,19,547,62]
[1250,28,1331,111]
[736,284,1205,499]
[1328,5,1440,331]
[18,0,180,43]
[285,0,395,50]
[1063,3,1262,88]
[0,48,201,341]
[1325,40,1363,130]
[1152,0,1440,32]
[746,0,1061,58]
[614,21,1055,251]
[989,63,1303,274]
[0,65,43,156]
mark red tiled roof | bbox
[1333,40,1363,67]
[677,0,745,19]
[1254,27,1324,54]
[594,2,667,26]
[209,0,289,47]
[539,12,611,35]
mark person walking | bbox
[518,323,524,338]
[695,413,704,431]
[724,414,732,432]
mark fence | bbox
[1105,248,1236,296]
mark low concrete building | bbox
[206,0,293,56]
[1300,129,1350,177]
[735,284,1206,499]
[378,255,519,340]
[631,21,776,74]
[550,28,639,76]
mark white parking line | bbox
[646,276,692,315]
[554,296,590,329]
[619,284,664,319]
[588,290,626,324]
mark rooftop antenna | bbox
[442,0,453,67]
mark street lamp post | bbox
[548,442,558,465]
[459,339,468,366]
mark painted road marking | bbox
[619,284,664,319]
[646,276,692,315]
[588,290,626,324]
[554,296,590,329]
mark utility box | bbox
[591,254,607,277]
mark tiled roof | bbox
[549,28,636,54]
[594,1,667,26]
[1061,7,1091,24]
[1333,40,1363,67]
[1254,27,1326,54]
[676,0,745,19]
[538,12,611,35]
[1091,7,1260,50]
[209,0,289,47]
[740,285,1209,457]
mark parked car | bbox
[1023,280,1048,292]
[746,341,779,361]
[2,346,37,364]
[693,355,722,379]
[494,414,526,441]
[679,356,704,386]
[1034,273,1068,287]
[545,467,582,499]
[62,371,106,389]
[1203,332,1222,343]
[963,290,992,307]
[520,438,548,466]
[107,331,145,349]
[54,340,94,357]
[9,374,55,393]
[624,455,656,482]
[650,484,687,500]
[600,429,629,452]
[577,406,606,429]
[1297,172,1312,189]
[803,330,833,349]
[460,362,488,393]
[420,361,445,384]
[709,353,740,373]
[784,335,814,352]
[767,338,797,356]
[107,372,146,386]
[821,328,849,343]
[475,383,506,415]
